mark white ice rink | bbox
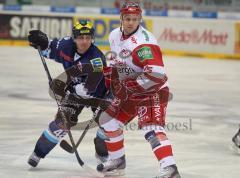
[0,46,240,178]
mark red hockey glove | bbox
[102,66,112,89]
[112,80,129,102]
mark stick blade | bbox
[60,140,74,153]
[82,164,104,178]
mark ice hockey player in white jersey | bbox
[95,2,181,177]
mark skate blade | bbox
[153,174,181,178]
[103,169,125,177]
[229,143,240,155]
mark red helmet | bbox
[120,2,142,16]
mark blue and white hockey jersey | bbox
[43,36,107,98]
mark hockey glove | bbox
[112,81,129,102]
[50,79,66,97]
[102,66,113,89]
[103,66,129,102]
[28,30,49,50]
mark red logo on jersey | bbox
[138,106,147,118]
[130,36,137,44]
[120,49,131,58]
[143,65,153,73]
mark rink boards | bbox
[0,11,240,59]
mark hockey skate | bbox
[95,152,109,164]
[97,155,126,176]
[154,165,181,178]
[231,129,240,154]
[28,152,41,167]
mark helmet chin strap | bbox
[120,15,123,32]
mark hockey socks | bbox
[34,120,67,158]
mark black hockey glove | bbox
[50,79,67,97]
[28,30,49,50]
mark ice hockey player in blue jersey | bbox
[27,20,109,167]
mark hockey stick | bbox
[37,47,103,177]
[60,89,111,153]
[72,119,98,130]
[60,106,102,153]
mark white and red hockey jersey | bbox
[108,25,168,95]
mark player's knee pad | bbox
[98,111,113,127]
[99,111,124,130]
[44,120,68,143]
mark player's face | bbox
[75,35,92,54]
[121,14,141,35]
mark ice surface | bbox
[0,46,240,178]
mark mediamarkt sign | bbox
[154,18,235,54]
[159,28,228,46]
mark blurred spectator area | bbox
[141,0,240,12]
[1,0,240,12]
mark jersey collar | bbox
[121,25,140,40]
